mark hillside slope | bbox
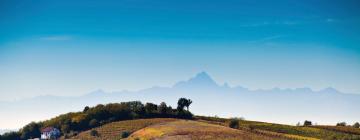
[70,118,177,140]
[128,120,285,140]
[71,117,360,140]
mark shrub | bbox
[90,129,98,137]
[229,119,240,129]
[303,120,312,126]
[336,122,347,126]
[353,122,360,128]
[121,131,130,138]
[89,119,99,127]
[0,131,21,140]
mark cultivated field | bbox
[69,117,360,140]
[128,120,284,140]
[69,118,177,140]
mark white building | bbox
[40,127,60,140]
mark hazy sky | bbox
[1,0,360,100]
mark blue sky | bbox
[1,0,360,100]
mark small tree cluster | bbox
[336,122,347,126]
[0,98,193,140]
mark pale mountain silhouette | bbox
[1,72,359,129]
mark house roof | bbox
[41,127,57,133]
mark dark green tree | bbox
[145,103,158,114]
[353,122,360,128]
[121,131,130,138]
[158,102,168,114]
[90,129,99,137]
[0,131,20,140]
[336,122,347,126]
[228,119,240,129]
[177,98,192,111]
[303,120,312,126]
[20,122,41,139]
[83,106,90,112]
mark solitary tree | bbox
[177,98,192,111]
[83,106,90,112]
[353,122,360,128]
[303,120,312,126]
[228,119,240,129]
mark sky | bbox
[1,0,360,101]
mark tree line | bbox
[0,98,193,140]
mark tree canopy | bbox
[0,98,193,140]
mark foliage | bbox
[73,118,177,139]
[121,131,130,138]
[304,120,312,126]
[19,122,41,139]
[89,119,99,127]
[83,106,90,112]
[0,98,193,140]
[337,122,347,126]
[228,119,240,129]
[0,131,21,140]
[177,98,192,111]
[90,129,98,137]
[158,102,168,114]
[196,116,360,140]
[354,122,360,129]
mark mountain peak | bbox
[319,87,340,94]
[193,71,213,81]
[173,72,219,88]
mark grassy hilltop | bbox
[1,98,360,140]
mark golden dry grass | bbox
[70,118,177,140]
[128,120,288,140]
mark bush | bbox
[336,122,347,126]
[353,122,360,128]
[121,131,130,138]
[89,119,99,127]
[90,129,99,137]
[229,119,240,129]
[303,120,312,126]
[0,131,21,140]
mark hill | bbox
[70,118,178,140]
[128,119,285,140]
[1,98,360,140]
[71,117,360,140]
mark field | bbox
[69,118,177,140]
[69,117,360,140]
[196,116,360,140]
[128,120,283,140]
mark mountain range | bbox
[1,72,359,130]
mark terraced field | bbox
[70,118,178,140]
[196,116,360,140]
[128,120,285,140]
[70,117,360,140]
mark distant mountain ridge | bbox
[1,72,359,129]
